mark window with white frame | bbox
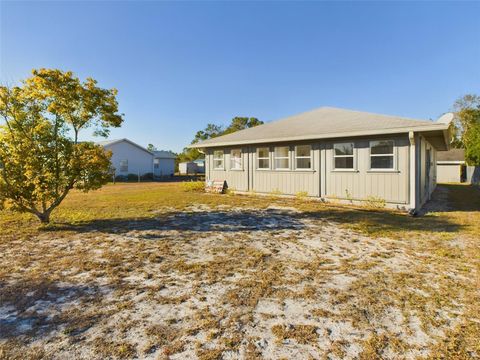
[230,149,242,170]
[274,146,290,170]
[257,147,270,169]
[295,145,312,169]
[154,158,160,169]
[333,143,354,169]
[119,159,128,172]
[370,140,394,169]
[213,150,224,170]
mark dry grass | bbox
[0,182,479,359]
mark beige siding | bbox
[204,135,413,205]
[207,147,249,191]
[437,164,462,183]
[324,136,409,204]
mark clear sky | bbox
[1,1,479,152]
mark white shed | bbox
[179,161,198,175]
[152,150,176,177]
[99,138,153,177]
[437,149,465,183]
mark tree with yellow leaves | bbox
[0,69,123,223]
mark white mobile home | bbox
[190,107,453,213]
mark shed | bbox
[436,149,465,183]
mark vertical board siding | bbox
[325,136,409,204]
[204,135,412,205]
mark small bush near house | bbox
[295,191,309,200]
[180,181,205,192]
[114,175,128,182]
[127,173,139,181]
[141,173,154,181]
[364,195,386,209]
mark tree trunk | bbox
[36,211,51,224]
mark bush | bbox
[140,172,154,181]
[364,195,386,209]
[114,175,128,182]
[181,181,205,192]
[127,173,138,181]
[295,191,309,199]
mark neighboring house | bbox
[152,150,176,177]
[179,159,205,175]
[193,159,206,174]
[99,138,153,177]
[437,149,466,183]
[190,107,453,212]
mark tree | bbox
[452,94,480,166]
[146,143,156,152]
[0,69,123,223]
[177,117,264,164]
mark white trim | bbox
[213,150,225,170]
[274,146,290,170]
[294,144,313,170]
[333,142,355,170]
[369,139,396,171]
[230,148,242,170]
[256,147,270,170]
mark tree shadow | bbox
[0,278,109,342]
[41,201,464,238]
[421,183,480,213]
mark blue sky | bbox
[1,1,479,152]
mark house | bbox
[179,159,206,175]
[152,150,176,177]
[99,138,153,177]
[99,138,175,178]
[437,149,466,183]
[190,107,453,212]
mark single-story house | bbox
[152,150,176,177]
[437,149,466,183]
[190,107,453,212]
[179,159,206,175]
[99,138,175,178]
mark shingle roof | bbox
[437,148,465,162]
[190,107,449,148]
[152,150,176,159]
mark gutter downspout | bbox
[408,131,417,215]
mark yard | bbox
[0,183,479,359]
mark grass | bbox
[0,182,479,359]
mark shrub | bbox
[295,191,309,199]
[364,195,386,209]
[181,181,205,192]
[114,175,128,182]
[127,173,139,181]
[140,172,154,181]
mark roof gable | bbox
[98,138,153,156]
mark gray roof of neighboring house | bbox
[98,138,153,155]
[190,106,450,148]
[152,150,176,159]
[437,148,465,162]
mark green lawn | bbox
[0,183,479,359]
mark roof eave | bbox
[189,124,449,149]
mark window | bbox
[333,143,354,169]
[370,140,394,169]
[295,145,312,169]
[230,149,242,170]
[213,150,224,170]
[274,146,290,169]
[154,158,160,169]
[257,147,270,169]
[119,159,128,172]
